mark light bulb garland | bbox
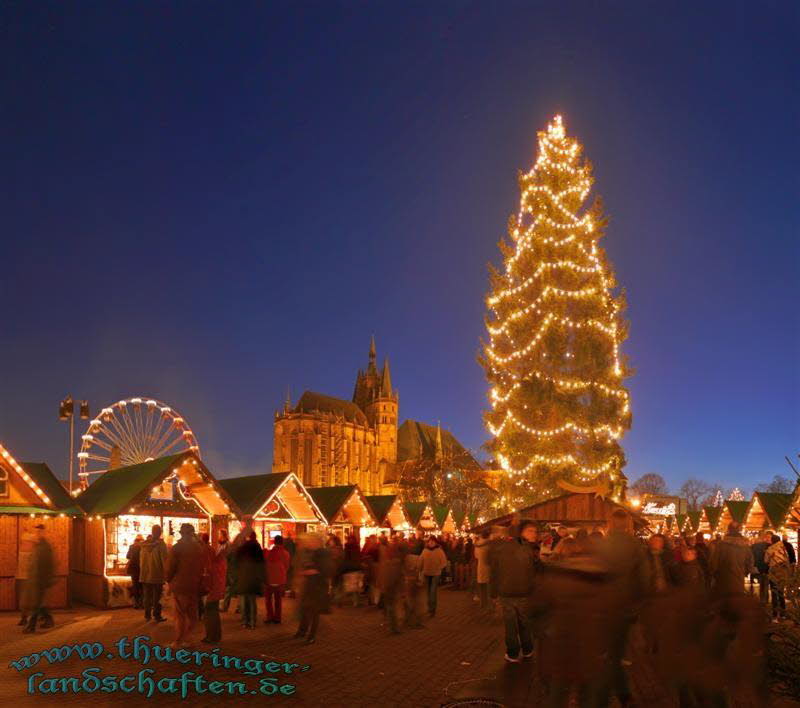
[481,115,631,500]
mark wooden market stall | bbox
[472,492,648,535]
[219,472,325,547]
[403,501,439,534]
[306,485,375,541]
[698,506,723,535]
[452,510,468,533]
[716,500,750,535]
[71,451,236,608]
[433,505,457,534]
[683,511,702,535]
[0,443,78,610]
[363,495,412,538]
[745,492,794,536]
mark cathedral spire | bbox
[380,358,393,398]
[435,421,443,463]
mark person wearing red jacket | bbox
[265,535,291,624]
[202,529,228,644]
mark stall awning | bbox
[365,495,409,528]
[746,492,794,531]
[75,452,235,517]
[219,472,324,523]
[403,501,438,530]
[308,485,375,526]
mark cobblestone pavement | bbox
[0,589,796,707]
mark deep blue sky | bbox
[1,2,797,492]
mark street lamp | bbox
[60,396,89,494]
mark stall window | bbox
[0,465,8,497]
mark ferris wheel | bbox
[77,397,200,484]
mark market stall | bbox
[403,501,439,534]
[307,485,375,541]
[363,494,412,538]
[0,443,79,610]
[71,451,235,608]
[745,492,794,538]
[434,505,457,534]
[716,500,750,535]
[220,472,325,547]
[698,506,723,535]
[471,492,648,535]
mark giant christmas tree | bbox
[481,116,632,509]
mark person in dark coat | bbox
[22,524,55,633]
[490,520,541,662]
[531,534,612,706]
[294,535,332,644]
[126,535,144,609]
[235,531,265,629]
[598,509,650,707]
[750,532,771,603]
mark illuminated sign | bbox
[643,502,676,517]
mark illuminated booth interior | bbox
[71,452,235,608]
[307,485,375,540]
[0,443,79,610]
[219,472,325,546]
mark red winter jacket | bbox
[266,545,291,585]
[207,544,228,602]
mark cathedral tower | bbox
[353,337,398,466]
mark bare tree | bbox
[754,475,795,494]
[679,478,713,511]
[630,473,668,496]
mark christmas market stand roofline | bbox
[0,442,82,515]
[364,494,411,528]
[403,501,436,528]
[74,452,236,518]
[471,491,648,535]
[217,472,326,523]
[698,506,723,533]
[306,485,376,527]
[746,492,794,531]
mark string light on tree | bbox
[728,487,744,502]
[480,115,632,508]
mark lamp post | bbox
[60,396,89,494]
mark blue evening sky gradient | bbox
[1,2,797,492]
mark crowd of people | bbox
[16,513,798,705]
[483,512,797,706]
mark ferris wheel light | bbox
[78,397,201,478]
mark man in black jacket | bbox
[750,532,770,604]
[490,519,541,662]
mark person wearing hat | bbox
[165,523,206,647]
[22,524,55,633]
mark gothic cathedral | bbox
[272,337,399,494]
